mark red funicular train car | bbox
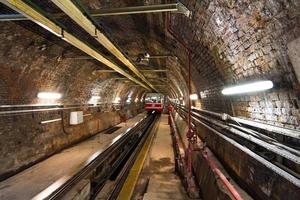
[144,93,164,113]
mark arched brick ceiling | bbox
[0,0,299,128]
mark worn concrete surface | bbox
[0,113,147,200]
[134,114,189,200]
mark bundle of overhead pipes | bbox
[0,1,191,95]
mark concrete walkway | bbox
[135,114,189,200]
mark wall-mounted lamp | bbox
[89,96,100,105]
[222,80,273,95]
[37,92,62,100]
[114,97,121,103]
[126,97,131,103]
[190,94,198,100]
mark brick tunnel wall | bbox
[0,21,145,178]
[173,0,300,129]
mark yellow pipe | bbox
[1,0,150,90]
[51,0,157,91]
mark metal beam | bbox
[94,69,116,73]
[147,55,174,59]
[137,54,178,60]
[63,56,95,60]
[140,70,167,73]
[113,78,128,80]
[90,3,191,17]
[50,0,156,91]
[1,0,150,90]
[152,84,166,86]
[95,69,169,73]
[0,3,191,21]
[147,78,168,82]
[0,14,25,21]
[94,69,169,73]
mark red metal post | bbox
[202,148,244,200]
[166,4,198,198]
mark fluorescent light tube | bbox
[37,92,62,100]
[222,80,273,95]
[190,94,198,100]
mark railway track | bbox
[32,112,159,200]
[92,113,160,200]
[172,103,300,199]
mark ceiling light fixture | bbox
[114,97,121,103]
[89,96,101,105]
[222,80,273,95]
[37,92,62,100]
[126,97,131,103]
[190,94,198,100]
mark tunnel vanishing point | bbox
[0,1,300,200]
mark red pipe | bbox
[202,147,244,200]
[171,103,244,199]
[167,7,243,198]
[166,1,194,174]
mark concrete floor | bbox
[0,113,147,200]
[134,114,189,200]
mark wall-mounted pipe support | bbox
[1,0,150,90]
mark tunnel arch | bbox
[0,0,299,185]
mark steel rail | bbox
[176,105,300,166]
[90,114,158,199]
[1,0,150,90]
[229,124,300,156]
[190,110,300,164]
[50,0,156,91]
[32,113,155,200]
[191,106,300,139]
[173,105,300,188]
[192,115,300,187]
[104,114,160,200]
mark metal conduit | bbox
[1,0,150,90]
[0,103,132,116]
[50,0,156,91]
[0,3,191,21]
[181,105,300,139]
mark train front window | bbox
[145,95,162,103]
